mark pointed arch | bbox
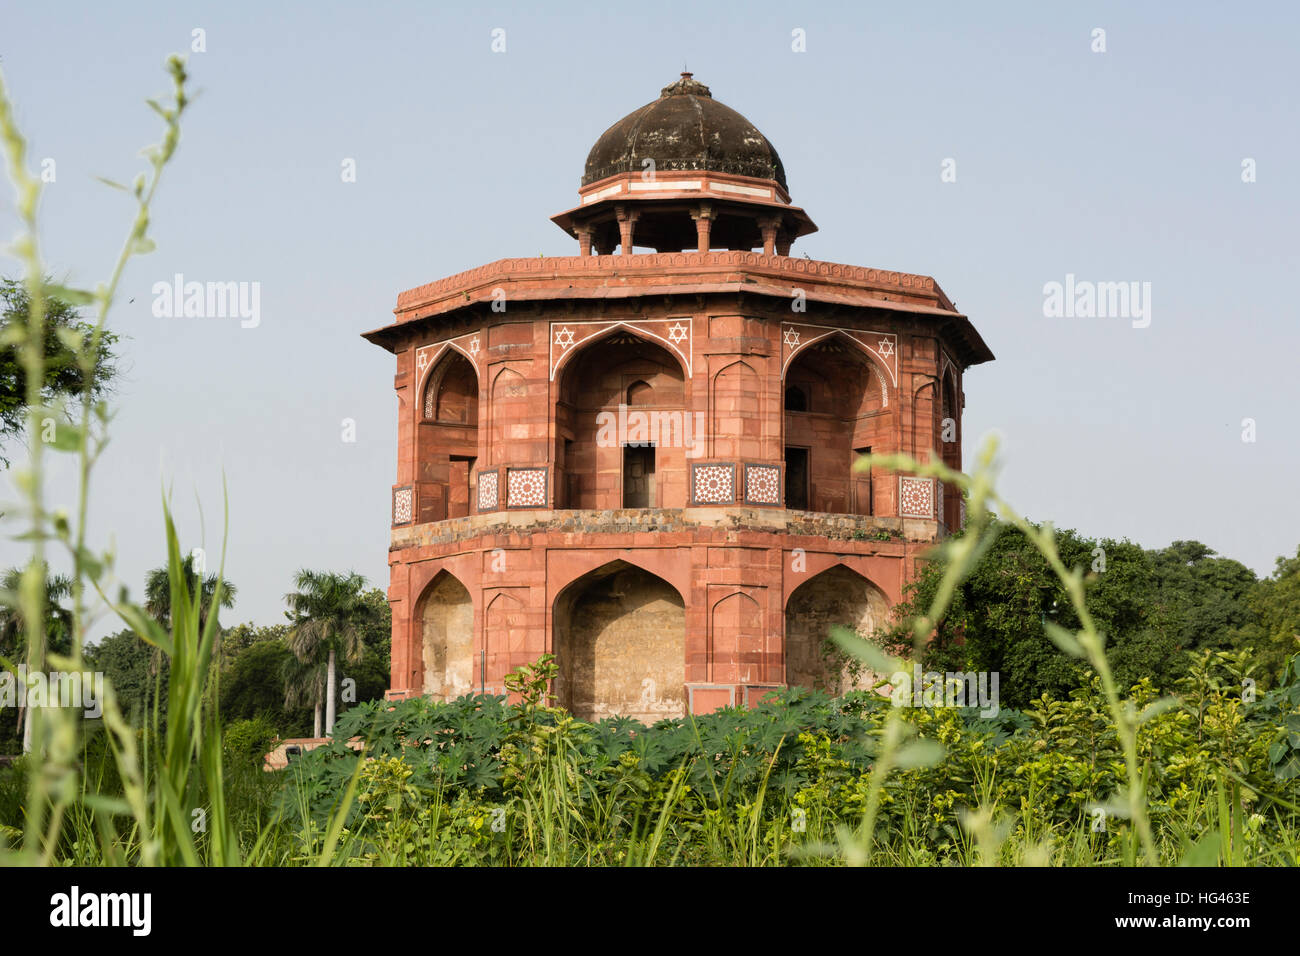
[417,570,474,699]
[782,328,895,401]
[711,590,765,684]
[551,321,691,382]
[489,366,528,465]
[557,331,688,509]
[552,560,686,722]
[415,337,479,399]
[423,349,479,423]
[481,589,529,693]
[784,334,889,515]
[417,350,481,521]
[711,359,762,460]
[626,379,653,405]
[784,564,890,695]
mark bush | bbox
[223,715,280,771]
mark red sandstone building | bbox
[363,73,993,720]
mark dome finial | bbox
[661,71,711,99]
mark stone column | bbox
[576,224,593,256]
[690,203,714,253]
[615,205,639,255]
[759,216,782,257]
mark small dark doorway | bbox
[784,447,809,510]
[623,444,655,508]
[852,446,872,516]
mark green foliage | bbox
[266,661,1300,866]
[0,277,119,465]
[223,715,279,771]
[219,637,311,737]
[84,628,165,727]
[888,521,1267,706]
[0,41,1294,868]
[1234,547,1300,683]
[284,570,382,735]
[143,557,237,630]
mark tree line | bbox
[0,563,390,751]
[885,522,1300,706]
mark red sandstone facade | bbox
[364,74,993,720]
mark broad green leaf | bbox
[830,625,903,675]
[43,283,95,305]
[893,738,944,770]
[1044,622,1085,658]
[1178,830,1221,867]
[1137,697,1180,725]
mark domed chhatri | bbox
[552,73,816,257]
[364,71,995,721]
[582,73,788,189]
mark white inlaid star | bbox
[416,350,430,370]
[877,337,895,358]
[469,335,480,355]
[782,328,800,347]
[668,322,688,344]
[554,326,576,349]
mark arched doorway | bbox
[552,561,686,722]
[419,571,474,699]
[783,336,889,515]
[784,565,890,695]
[419,350,479,520]
[556,332,687,509]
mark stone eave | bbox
[362,252,993,366]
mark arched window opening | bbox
[627,380,654,406]
[417,351,479,521]
[783,336,887,516]
[557,333,686,509]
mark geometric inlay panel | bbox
[392,485,413,525]
[691,463,735,505]
[506,467,547,508]
[898,476,935,519]
[477,469,499,512]
[743,464,781,506]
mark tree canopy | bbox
[0,277,119,465]
[884,521,1285,707]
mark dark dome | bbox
[582,74,788,190]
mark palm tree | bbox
[284,570,374,736]
[281,653,327,738]
[143,554,237,630]
[0,562,73,752]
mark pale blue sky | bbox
[2,1,1297,640]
